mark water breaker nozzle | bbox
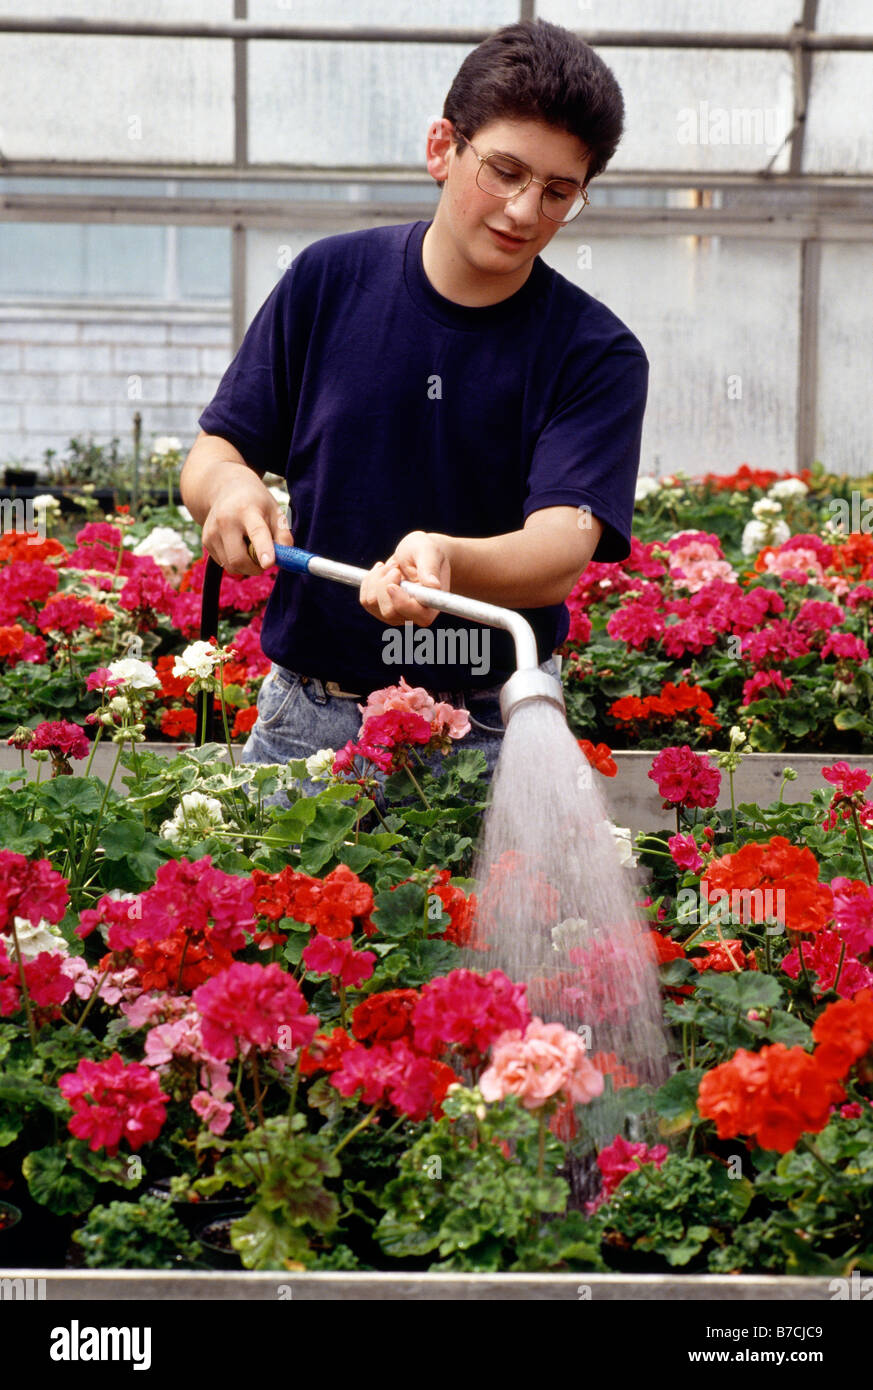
[499,667,566,724]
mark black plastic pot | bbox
[3,468,38,487]
[195,1205,251,1270]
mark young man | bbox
[180,18,648,779]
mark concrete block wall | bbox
[0,306,232,468]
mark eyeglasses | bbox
[455,134,590,224]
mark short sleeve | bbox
[198,269,295,477]
[524,347,649,564]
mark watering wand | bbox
[195,544,565,746]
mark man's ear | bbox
[425,117,458,186]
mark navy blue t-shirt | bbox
[199,218,648,694]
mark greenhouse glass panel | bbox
[249,41,469,166]
[177,228,231,302]
[804,55,873,173]
[0,34,233,162]
[249,41,796,172]
[816,0,873,33]
[540,232,800,475]
[538,1,803,31]
[601,49,795,173]
[0,0,232,14]
[817,243,873,478]
[0,223,165,299]
[247,0,519,24]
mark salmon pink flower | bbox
[480,1018,604,1111]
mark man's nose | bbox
[503,182,542,222]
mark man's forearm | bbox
[429,514,603,608]
[179,432,263,527]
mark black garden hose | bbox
[195,553,225,747]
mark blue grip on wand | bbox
[273,544,314,574]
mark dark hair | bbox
[442,18,624,183]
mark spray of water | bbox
[467,701,674,1147]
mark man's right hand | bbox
[202,471,294,576]
[180,432,294,576]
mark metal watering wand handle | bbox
[268,543,566,724]
[194,544,564,746]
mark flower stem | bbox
[9,921,37,1049]
[404,762,431,810]
[73,965,111,1035]
[850,804,872,885]
[217,664,236,768]
[832,939,847,997]
[84,722,103,779]
[537,1109,547,1179]
[332,1103,380,1159]
[800,1134,842,1183]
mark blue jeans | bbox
[241,655,562,804]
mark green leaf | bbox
[298,803,359,874]
[23,1147,96,1215]
[371,881,425,939]
[834,708,869,732]
[695,971,784,1011]
[229,1204,312,1270]
[99,819,147,859]
[653,1068,704,1125]
[36,777,106,814]
[336,844,382,875]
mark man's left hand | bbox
[359,530,451,626]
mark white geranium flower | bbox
[152,436,182,458]
[106,657,160,691]
[741,519,791,556]
[132,526,193,576]
[176,504,193,523]
[634,476,660,501]
[160,791,225,845]
[752,498,783,519]
[610,823,638,868]
[8,916,69,962]
[768,478,808,501]
[551,917,589,952]
[30,493,61,514]
[305,748,336,781]
[173,641,223,681]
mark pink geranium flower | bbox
[58,1052,169,1156]
[742,669,792,705]
[668,833,704,874]
[821,632,869,663]
[302,933,376,988]
[193,961,319,1061]
[0,850,68,935]
[586,1134,669,1210]
[412,968,531,1065]
[823,763,872,798]
[782,929,873,999]
[28,720,90,761]
[479,1018,604,1111]
[648,746,721,810]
